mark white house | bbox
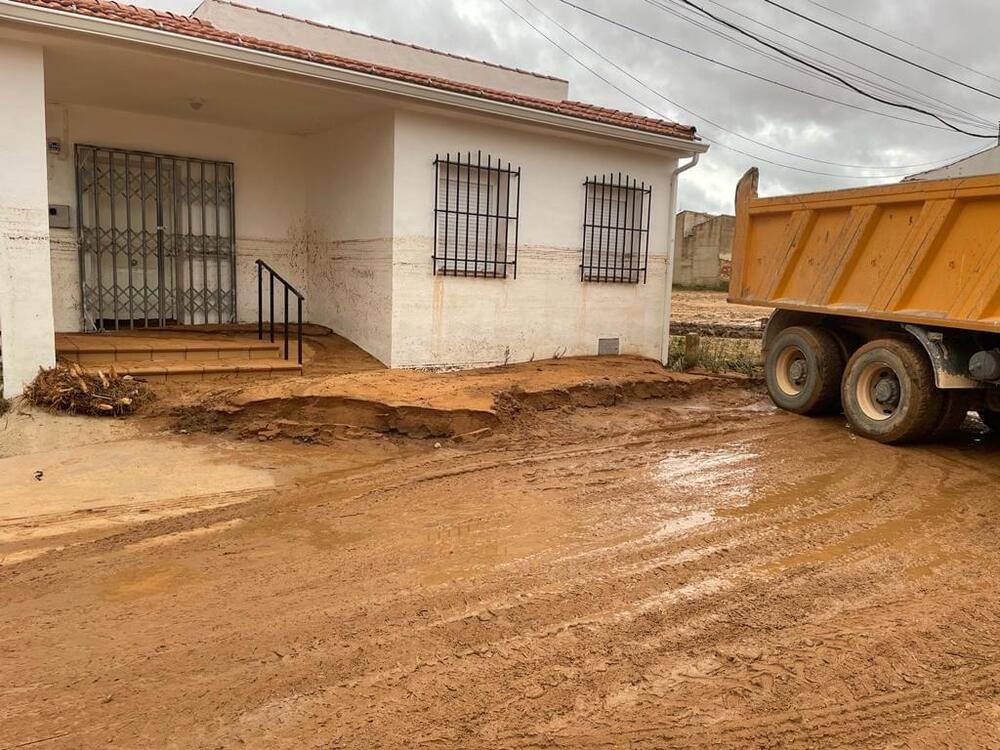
[0,0,706,397]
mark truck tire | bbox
[841,338,943,444]
[765,326,845,415]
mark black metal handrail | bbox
[256,259,304,365]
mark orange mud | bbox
[671,290,771,338]
[3,363,1000,749]
[176,355,714,440]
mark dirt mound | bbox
[498,376,705,412]
[205,395,496,441]
[176,357,722,441]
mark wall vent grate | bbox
[598,337,621,356]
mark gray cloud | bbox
[148,0,1000,214]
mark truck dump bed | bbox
[729,168,1000,334]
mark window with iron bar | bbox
[581,174,652,284]
[433,152,521,278]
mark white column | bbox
[0,41,55,398]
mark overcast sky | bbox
[144,0,1000,214]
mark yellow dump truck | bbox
[729,168,1000,443]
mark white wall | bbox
[0,41,56,398]
[390,108,678,368]
[906,146,1000,181]
[38,99,687,373]
[193,0,569,102]
[44,102,310,331]
[305,111,395,364]
[41,100,397,363]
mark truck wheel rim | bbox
[775,346,808,396]
[856,361,901,421]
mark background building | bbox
[673,210,735,288]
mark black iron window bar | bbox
[433,152,521,278]
[581,173,652,284]
[256,260,304,365]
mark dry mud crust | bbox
[185,356,717,439]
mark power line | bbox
[648,0,992,128]
[801,0,1000,87]
[647,0,910,119]
[674,0,995,138]
[646,0,989,128]
[671,0,991,125]
[498,0,979,179]
[515,0,976,172]
[761,0,1000,104]
[552,0,987,137]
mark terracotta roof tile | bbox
[10,0,698,141]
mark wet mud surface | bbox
[4,379,1000,749]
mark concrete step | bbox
[80,357,303,383]
[56,334,284,366]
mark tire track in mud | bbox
[313,425,954,624]
[298,418,1000,750]
[16,402,760,573]
[473,583,1000,750]
[225,424,984,748]
[506,623,1000,749]
[346,428,901,631]
[0,397,773,745]
[4,386,1000,749]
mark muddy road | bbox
[3,380,1000,749]
[670,290,770,338]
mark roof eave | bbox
[0,0,706,153]
[199,0,571,86]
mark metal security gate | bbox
[76,145,236,330]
